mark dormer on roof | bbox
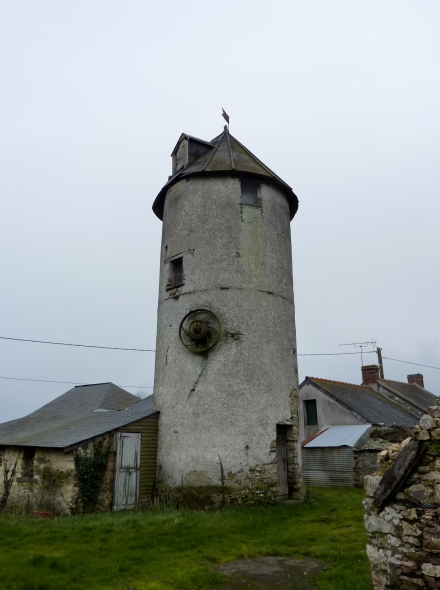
[154,126,299,221]
[171,134,213,175]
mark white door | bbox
[114,432,141,510]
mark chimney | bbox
[361,365,380,386]
[407,373,424,388]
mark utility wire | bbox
[1,335,438,371]
[0,336,154,352]
[383,357,440,371]
[298,351,375,357]
[0,376,152,388]
[0,336,376,357]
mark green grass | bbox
[0,488,372,590]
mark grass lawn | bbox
[0,487,372,590]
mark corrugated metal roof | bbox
[0,383,158,448]
[304,424,372,448]
[153,127,299,221]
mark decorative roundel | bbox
[179,309,221,354]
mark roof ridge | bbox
[307,376,372,389]
[74,382,112,388]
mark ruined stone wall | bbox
[364,398,440,589]
[0,433,116,514]
[354,451,381,488]
[0,446,75,514]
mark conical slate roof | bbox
[153,127,298,220]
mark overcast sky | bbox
[1,1,439,422]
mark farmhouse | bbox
[299,366,437,487]
[0,383,158,513]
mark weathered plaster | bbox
[153,175,304,499]
[298,382,365,442]
[0,446,74,514]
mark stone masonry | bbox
[364,397,440,589]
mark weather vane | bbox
[222,108,229,129]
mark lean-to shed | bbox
[302,424,372,487]
[0,383,159,513]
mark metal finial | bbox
[222,108,229,128]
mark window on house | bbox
[304,400,317,426]
[21,447,35,478]
[240,179,260,207]
[166,257,184,290]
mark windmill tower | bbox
[152,127,304,500]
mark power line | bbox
[0,336,154,352]
[383,357,440,371]
[0,336,376,356]
[1,334,438,371]
[298,351,375,357]
[0,376,152,388]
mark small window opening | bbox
[304,400,317,426]
[21,447,35,478]
[240,179,260,207]
[167,257,184,290]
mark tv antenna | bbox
[339,340,377,368]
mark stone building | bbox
[152,127,305,501]
[0,383,158,513]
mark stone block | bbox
[407,551,428,563]
[422,472,440,482]
[407,483,433,504]
[422,563,440,577]
[432,430,440,441]
[421,415,436,430]
[403,508,418,520]
[365,515,394,534]
[365,475,382,497]
[422,538,440,552]
[403,535,422,546]
[366,544,388,568]
[400,575,427,587]
[402,521,421,537]
[418,430,431,441]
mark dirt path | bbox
[210,556,326,589]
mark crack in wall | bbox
[188,361,208,398]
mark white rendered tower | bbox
[152,127,304,500]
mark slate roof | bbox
[0,383,158,449]
[378,380,437,414]
[153,127,299,221]
[304,377,418,427]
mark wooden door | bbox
[114,432,141,510]
[276,425,289,498]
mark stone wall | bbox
[0,433,116,514]
[0,446,75,514]
[364,398,440,589]
[354,450,381,488]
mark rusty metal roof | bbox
[153,127,299,220]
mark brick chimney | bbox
[361,365,380,386]
[407,373,424,388]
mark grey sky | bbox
[1,1,439,422]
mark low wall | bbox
[0,433,115,514]
[364,398,440,589]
